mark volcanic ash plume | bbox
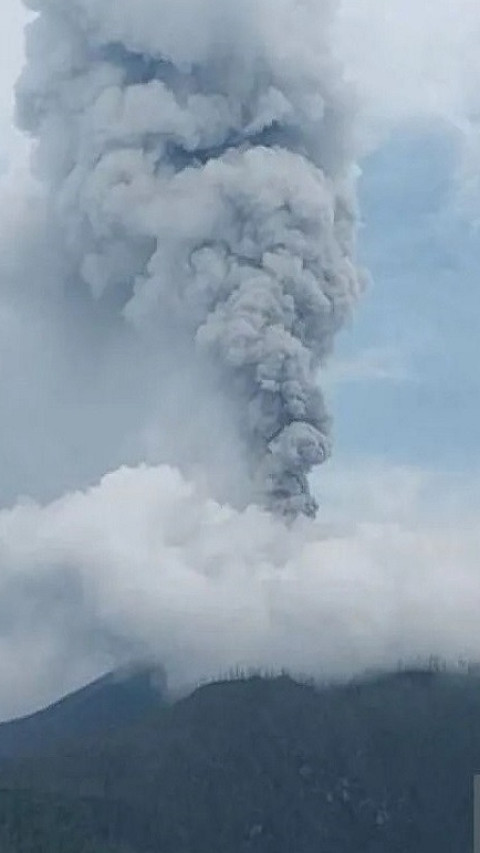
[17,0,363,517]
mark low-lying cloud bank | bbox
[1,460,479,719]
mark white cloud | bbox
[335,0,480,211]
[336,0,480,139]
[0,1,29,171]
[0,459,479,719]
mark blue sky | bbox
[329,126,480,473]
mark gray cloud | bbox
[17,0,363,518]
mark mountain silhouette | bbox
[0,666,478,852]
[0,664,166,759]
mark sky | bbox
[0,0,478,494]
[332,0,480,476]
[0,0,479,717]
[330,127,480,473]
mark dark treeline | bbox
[0,667,480,852]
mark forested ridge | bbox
[0,668,479,851]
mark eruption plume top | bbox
[17,0,363,517]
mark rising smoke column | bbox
[17,0,362,517]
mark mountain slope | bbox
[0,665,166,758]
[0,669,479,852]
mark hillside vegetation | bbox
[0,669,479,851]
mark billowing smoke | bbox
[1,461,480,720]
[17,0,362,517]
[0,0,479,721]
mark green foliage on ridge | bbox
[0,668,480,852]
